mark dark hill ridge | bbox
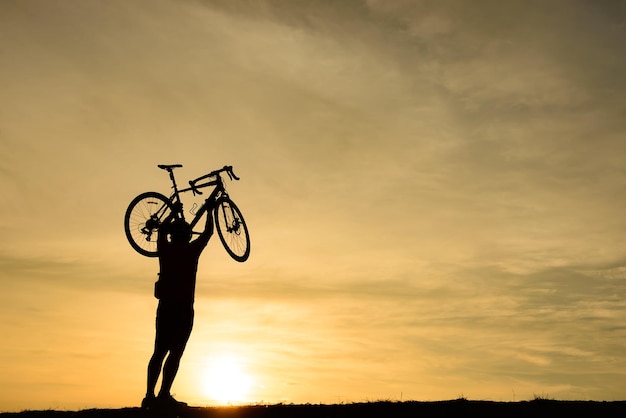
[3,400,626,418]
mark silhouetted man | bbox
[142,200,215,409]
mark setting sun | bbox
[202,354,253,404]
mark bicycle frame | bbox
[125,164,250,261]
[160,165,235,236]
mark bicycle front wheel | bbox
[124,192,172,257]
[214,197,250,262]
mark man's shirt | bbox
[157,238,208,303]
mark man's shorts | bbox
[155,300,194,350]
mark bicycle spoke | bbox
[214,198,250,262]
[124,192,171,257]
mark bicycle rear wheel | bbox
[124,192,172,257]
[214,197,250,262]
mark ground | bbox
[3,400,626,418]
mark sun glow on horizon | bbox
[201,353,254,404]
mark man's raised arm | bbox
[194,198,215,248]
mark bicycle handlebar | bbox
[188,165,239,195]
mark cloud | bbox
[2,0,626,407]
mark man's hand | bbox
[205,197,218,210]
[170,202,183,214]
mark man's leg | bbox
[158,346,184,398]
[157,308,193,402]
[147,346,168,397]
[144,302,170,407]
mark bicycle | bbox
[124,164,250,262]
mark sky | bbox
[1,0,626,411]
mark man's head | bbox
[168,218,192,243]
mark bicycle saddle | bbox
[158,164,183,170]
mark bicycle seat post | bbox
[168,169,181,198]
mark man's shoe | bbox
[157,394,188,408]
[141,395,156,410]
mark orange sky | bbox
[2,0,626,411]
